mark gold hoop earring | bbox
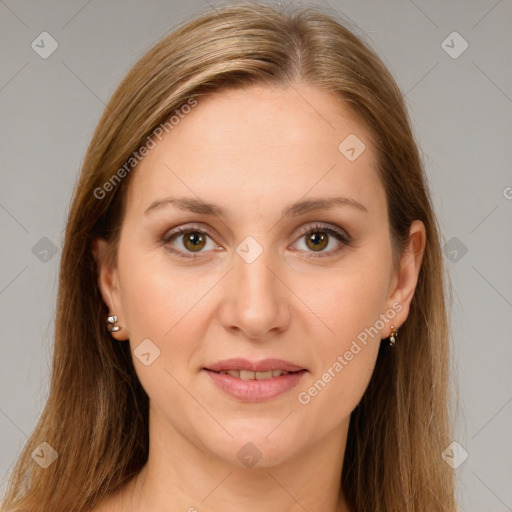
[106,314,120,333]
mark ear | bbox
[382,220,426,337]
[91,237,129,340]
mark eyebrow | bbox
[144,195,368,217]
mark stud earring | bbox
[106,314,120,333]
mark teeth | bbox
[218,370,290,380]
[255,371,273,380]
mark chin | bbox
[202,422,303,469]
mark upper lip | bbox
[205,358,306,373]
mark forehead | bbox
[126,83,384,220]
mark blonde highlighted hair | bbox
[1,3,456,511]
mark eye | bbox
[162,225,218,259]
[162,222,350,260]
[291,223,350,257]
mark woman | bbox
[1,2,457,511]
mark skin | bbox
[92,83,425,512]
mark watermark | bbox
[93,97,198,200]
[338,133,366,161]
[236,236,264,264]
[237,442,263,468]
[32,236,58,263]
[297,301,402,405]
[443,236,468,263]
[503,186,512,200]
[31,441,58,468]
[31,31,59,59]
[441,441,469,469]
[133,338,161,366]
[441,31,468,59]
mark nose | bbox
[218,245,291,340]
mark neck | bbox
[124,405,352,512]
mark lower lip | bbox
[203,369,307,402]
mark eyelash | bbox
[162,223,351,260]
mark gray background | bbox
[1,0,511,510]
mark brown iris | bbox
[183,231,206,252]
[305,231,328,251]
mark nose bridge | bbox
[237,246,275,296]
[221,236,289,337]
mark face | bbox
[94,83,424,468]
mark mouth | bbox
[203,358,307,402]
[204,357,306,374]
[213,369,297,380]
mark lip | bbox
[204,369,307,402]
[205,358,305,373]
[203,358,307,402]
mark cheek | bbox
[117,242,206,340]
[294,253,391,344]
[291,253,389,420]
[116,246,211,406]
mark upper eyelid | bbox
[163,223,221,244]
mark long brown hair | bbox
[1,3,456,511]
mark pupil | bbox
[308,232,327,251]
[185,232,205,251]
[188,233,202,245]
